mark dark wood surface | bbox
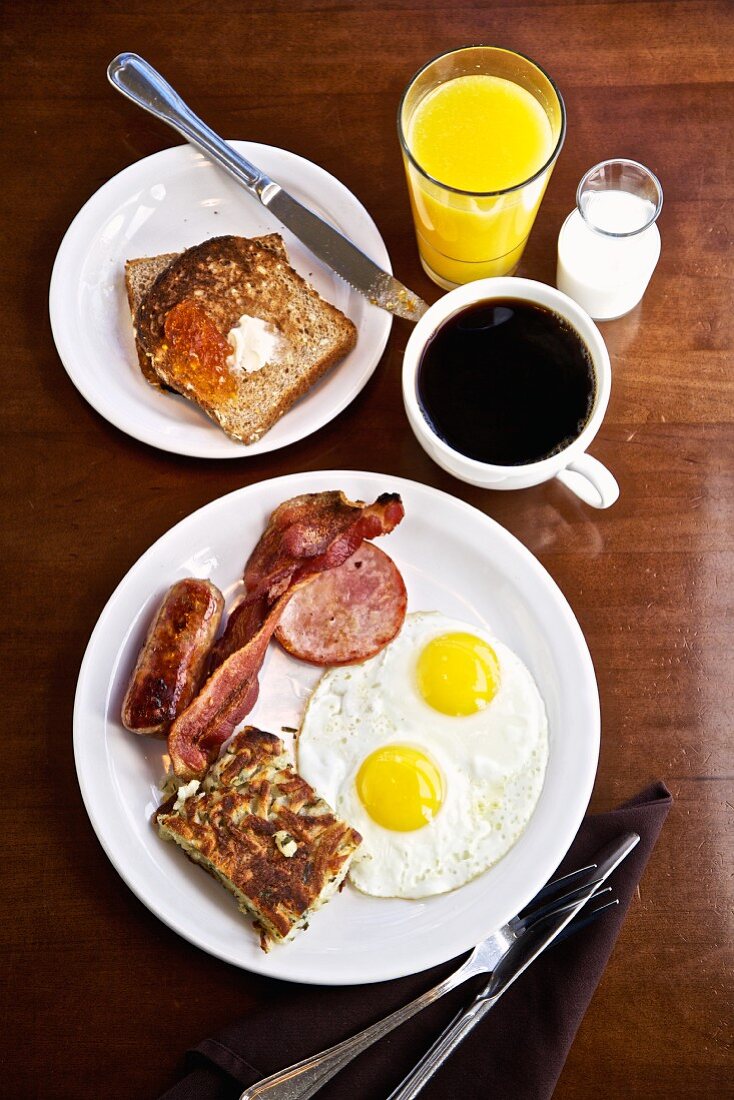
[3,1,732,1096]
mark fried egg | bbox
[297,612,548,898]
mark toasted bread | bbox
[131,234,357,443]
[124,253,178,386]
[124,235,285,388]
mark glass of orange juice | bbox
[398,46,566,288]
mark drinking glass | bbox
[398,46,566,289]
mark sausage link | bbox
[122,578,224,737]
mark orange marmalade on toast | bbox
[163,301,237,401]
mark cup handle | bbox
[556,453,619,509]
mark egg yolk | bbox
[356,745,443,832]
[416,632,500,716]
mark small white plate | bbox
[74,471,599,985]
[49,143,392,458]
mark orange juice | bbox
[400,52,565,287]
[409,75,554,193]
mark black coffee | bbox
[416,299,596,466]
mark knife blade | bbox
[387,831,641,1100]
[107,53,429,322]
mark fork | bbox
[239,865,610,1100]
[387,892,620,1099]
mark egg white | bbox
[297,612,549,899]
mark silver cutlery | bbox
[107,53,429,322]
[387,844,633,1095]
[388,895,621,1100]
[239,832,639,1100]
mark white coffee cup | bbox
[402,277,619,509]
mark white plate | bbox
[49,143,392,458]
[74,471,599,985]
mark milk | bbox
[556,189,661,320]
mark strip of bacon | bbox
[168,491,404,781]
[208,596,269,670]
[167,604,275,781]
[244,491,404,604]
[210,491,404,668]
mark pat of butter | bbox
[226,314,285,374]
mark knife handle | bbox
[386,995,499,1100]
[107,53,271,198]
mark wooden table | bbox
[3,1,732,1096]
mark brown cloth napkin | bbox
[159,781,671,1100]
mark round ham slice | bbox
[275,542,407,665]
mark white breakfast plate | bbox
[49,143,392,458]
[74,471,599,985]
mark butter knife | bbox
[107,53,428,322]
[238,832,638,1100]
[387,831,641,1100]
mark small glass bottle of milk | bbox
[556,159,663,321]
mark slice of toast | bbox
[125,253,178,386]
[123,235,285,388]
[131,234,358,443]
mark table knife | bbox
[107,53,429,322]
[237,832,638,1100]
[387,830,641,1100]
